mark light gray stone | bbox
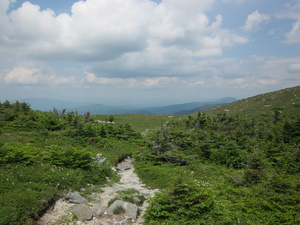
[80,188,86,192]
[94,209,105,217]
[71,204,93,221]
[95,154,107,165]
[96,154,103,159]
[106,200,139,220]
[65,191,88,204]
[116,164,132,172]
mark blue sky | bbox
[1,0,300,106]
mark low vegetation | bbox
[0,86,299,224]
[135,110,300,224]
[0,100,141,224]
[205,86,300,117]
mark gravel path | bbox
[37,158,158,225]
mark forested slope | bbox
[134,87,300,224]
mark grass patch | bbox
[0,163,105,225]
[134,159,183,189]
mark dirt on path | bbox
[37,158,158,225]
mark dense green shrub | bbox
[0,142,93,169]
[209,140,248,168]
[144,176,216,224]
[137,112,300,224]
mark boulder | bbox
[95,154,106,164]
[80,188,86,192]
[65,191,88,204]
[133,197,141,204]
[71,204,93,221]
[116,164,132,172]
[106,200,139,220]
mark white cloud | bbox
[243,10,270,32]
[257,79,279,85]
[288,63,300,73]
[276,1,300,43]
[222,0,245,3]
[227,78,247,85]
[189,80,205,87]
[1,0,298,104]
[5,67,41,84]
[196,56,300,90]
[0,0,248,63]
[83,72,138,87]
[106,55,299,91]
[4,67,76,85]
[143,77,179,87]
[277,1,300,20]
[162,0,215,14]
[0,0,15,14]
[1,0,154,60]
[285,21,300,43]
[49,76,76,85]
[83,72,181,88]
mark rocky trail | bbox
[37,157,158,225]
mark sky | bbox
[1,0,300,106]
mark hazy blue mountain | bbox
[174,103,226,115]
[174,98,239,115]
[70,97,238,115]
[13,97,238,115]
[70,104,143,115]
[18,98,96,111]
[137,97,238,115]
[215,97,237,103]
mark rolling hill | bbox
[204,86,300,117]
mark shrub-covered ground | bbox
[135,112,300,224]
[1,98,299,224]
[0,101,142,224]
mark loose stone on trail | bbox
[37,157,159,225]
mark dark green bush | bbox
[144,176,215,224]
[0,142,93,169]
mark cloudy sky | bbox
[1,0,300,106]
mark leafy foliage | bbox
[144,176,215,224]
[137,109,300,224]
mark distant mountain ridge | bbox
[175,103,226,115]
[11,97,238,115]
[18,98,96,112]
[140,97,237,115]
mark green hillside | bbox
[92,114,187,132]
[133,86,300,224]
[205,86,300,117]
[0,87,299,224]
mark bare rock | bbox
[106,200,139,220]
[71,204,93,221]
[116,164,132,172]
[65,191,88,204]
[95,154,107,165]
